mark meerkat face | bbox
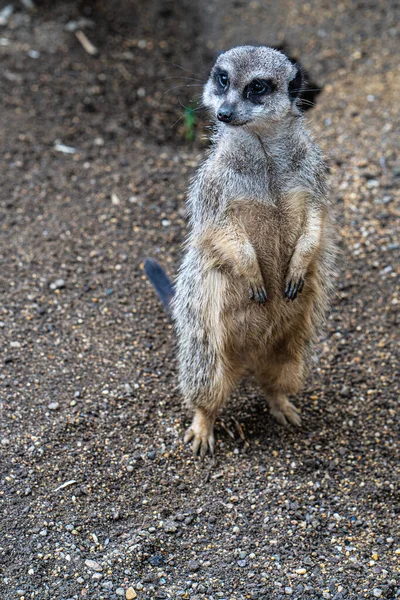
[203,46,302,130]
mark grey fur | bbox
[172,46,337,456]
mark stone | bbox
[102,581,113,590]
[126,589,137,600]
[50,279,65,290]
[84,559,102,572]
[164,521,177,533]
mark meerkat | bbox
[145,46,337,457]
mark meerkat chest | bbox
[219,145,297,205]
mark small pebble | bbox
[48,402,59,411]
[164,521,177,533]
[126,589,137,600]
[373,589,382,598]
[102,581,113,590]
[84,559,102,572]
[50,279,65,290]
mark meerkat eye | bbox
[244,78,276,101]
[250,80,267,94]
[217,72,229,89]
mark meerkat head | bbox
[203,46,302,130]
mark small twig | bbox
[117,63,132,81]
[54,479,77,492]
[203,457,216,483]
[75,30,98,56]
[219,419,235,439]
[232,417,250,449]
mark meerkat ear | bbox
[288,65,303,101]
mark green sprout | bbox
[184,104,197,141]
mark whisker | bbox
[292,88,324,93]
[163,60,206,80]
[160,75,205,83]
[177,98,204,112]
[171,114,185,129]
[159,83,203,99]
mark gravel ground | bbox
[0,1,399,599]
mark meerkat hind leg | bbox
[184,407,217,457]
[266,392,301,427]
[182,356,241,457]
[255,356,304,427]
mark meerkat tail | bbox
[143,258,174,312]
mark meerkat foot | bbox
[268,394,301,427]
[284,276,305,301]
[184,408,215,457]
[249,279,267,304]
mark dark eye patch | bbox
[214,70,229,94]
[243,78,276,103]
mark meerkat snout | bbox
[203,45,303,128]
[217,104,234,123]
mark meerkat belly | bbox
[229,199,305,297]
[223,198,313,356]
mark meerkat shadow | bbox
[216,379,325,453]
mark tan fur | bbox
[182,190,331,454]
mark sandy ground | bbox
[0,1,399,599]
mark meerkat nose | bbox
[217,105,233,123]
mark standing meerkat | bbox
[146,46,337,456]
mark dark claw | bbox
[260,287,267,303]
[249,284,267,304]
[284,280,292,300]
[284,278,305,301]
[257,286,267,304]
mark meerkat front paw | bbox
[249,279,267,304]
[284,275,305,301]
[184,408,215,457]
